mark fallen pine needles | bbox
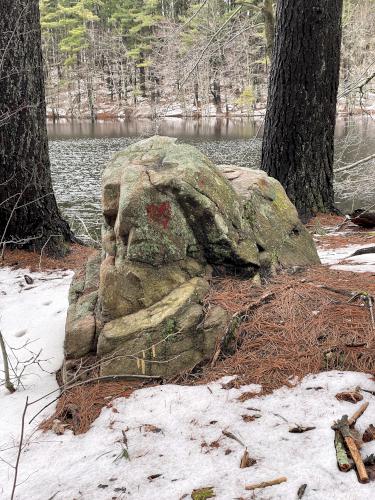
[194,267,375,394]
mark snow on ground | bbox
[0,267,73,498]
[318,244,375,273]
[1,367,375,500]
[1,246,375,499]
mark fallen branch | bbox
[348,401,369,427]
[297,484,307,499]
[0,330,16,393]
[245,476,287,491]
[334,430,351,472]
[332,415,369,483]
[222,430,245,447]
[240,448,256,468]
[367,296,375,330]
[350,208,375,228]
[289,425,316,433]
[361,388,375,397]
[349,246,375,257]
[312,284,354,298]
[335,153,375,173]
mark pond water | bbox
[48,117,375,237]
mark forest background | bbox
[40,0,375,120]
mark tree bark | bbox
[261,0,343,220]
[0,0,72,255]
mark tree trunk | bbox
[139,53,146,98]
[261,0,343,220]
[0,0,72,255]
[211,80,222,114]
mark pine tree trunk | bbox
[261,0,343,221]
[0,0,72,255]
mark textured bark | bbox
[261,0,343,220]
[0,0,72,255]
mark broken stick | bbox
[332,415,369,483]
[334,430,351,472]
[348,402,369,427]
[245,476,287,491]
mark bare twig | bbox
[180,6,242,88]
[245,476,287,491]
[0,330,16,393]
[336,153,375,173]
[348,402,369,427]
[11,397,29,500]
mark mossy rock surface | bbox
[65,137,320,378]
[218,165,320,267]
[65,252,101,359]
[98,277,229,378]
[99,256,208,321]
[102,135,259,269]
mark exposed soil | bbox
[308,213,375,250]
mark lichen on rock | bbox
[64,136,320,379]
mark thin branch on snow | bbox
[10,396,29,500]
[0,330,16,393]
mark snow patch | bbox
[318,244,375,273]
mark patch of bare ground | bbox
[308,213,346,228]
[0,243,96,272]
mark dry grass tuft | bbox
[197,266,375,395]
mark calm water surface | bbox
[48,117,375,237]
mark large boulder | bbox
[101,136,259,269]
[64,136,319,380]
[218,165,320,268]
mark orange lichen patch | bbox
[40,381,142,435]
[195,266,375,395]
[0,244,96,272]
